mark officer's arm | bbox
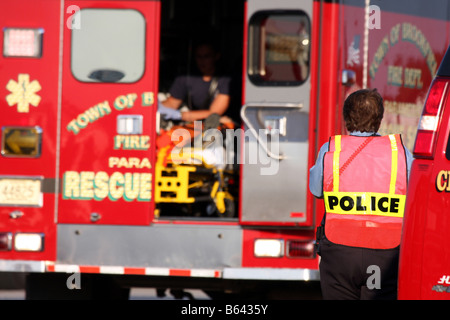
[161,96,183,110]
[309,143,328,198]
[181,94,230,122]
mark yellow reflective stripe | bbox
[333,135,341,192]
[324,191,405,218]
[388,135,398,195]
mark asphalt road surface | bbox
[0,273,322,300]
[0,287,211,300]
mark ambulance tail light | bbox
[254,239,284,258]
[3,28,43,58]
[14,233,44,252]
[287,240,315,259]
[413,78,449,159]
[0,233,12,251]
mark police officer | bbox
[309,89,413,300]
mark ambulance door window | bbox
[248,11,310,86]
[71,9,145,83]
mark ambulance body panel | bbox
[399,46,450,300]
[0,0,448,298]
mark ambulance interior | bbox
[159,0,244,121]
[155,0,245,219]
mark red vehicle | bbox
[398,45,450,300]
[0,0,448,299]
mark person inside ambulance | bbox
[309,89,413,300]
[157,38,232,124]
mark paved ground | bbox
[0,287,210,300]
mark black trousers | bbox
[318,238,399,300]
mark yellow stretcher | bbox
[154,120,237,218]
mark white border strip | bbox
[46,262,222,278]
[223,267,320,281]
[0,261,319,281]
[0,260,46,272]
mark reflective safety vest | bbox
[323,134,408,249]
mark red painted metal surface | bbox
[0,0,61,261]
[399,74,450,300]
[57,0,159,225]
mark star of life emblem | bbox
[6,74,41,113]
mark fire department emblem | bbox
[6,74,41,113]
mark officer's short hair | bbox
[343,88,384,133]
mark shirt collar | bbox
[349,131,380,137]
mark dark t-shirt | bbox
[169,75,231,110]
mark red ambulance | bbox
[398,45,450,300]
[0,0,448,299]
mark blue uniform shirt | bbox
[169,75,231,110]
[309,131,414,198]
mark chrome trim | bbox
[223,267,320,281]
[0,259,46,272]
[240,102,303,160]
